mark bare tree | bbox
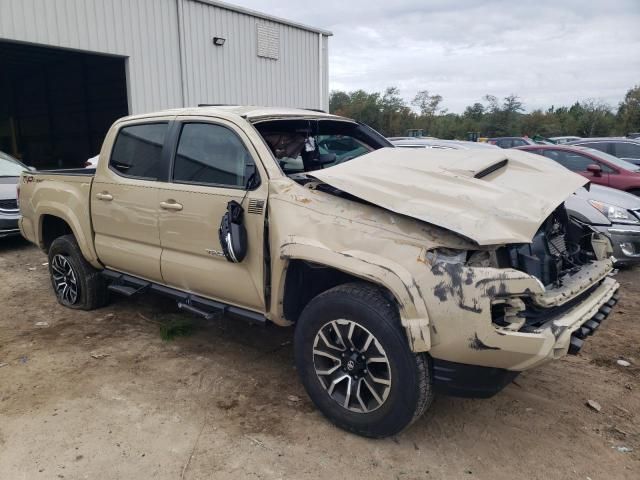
[411,90,444,116]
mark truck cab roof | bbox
[118,105,349,124]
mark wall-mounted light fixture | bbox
[212,37,226,46]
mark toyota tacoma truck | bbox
[19,106,620,438]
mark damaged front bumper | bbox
[425,258,619,395]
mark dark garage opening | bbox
[0,41,129,169]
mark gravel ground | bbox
[0,237,638,479]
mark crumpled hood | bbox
[310,147,588,245]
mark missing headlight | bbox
[426,248,467,265]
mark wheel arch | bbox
[275,242,431,352]
[36,207,100,268]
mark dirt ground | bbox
[0,237,638,480]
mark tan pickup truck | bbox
[19,106,620,437]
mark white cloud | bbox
[231,0,640,112]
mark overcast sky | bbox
[231,0,640,113]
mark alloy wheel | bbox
[51,254,80,305]
[313,319,392,413]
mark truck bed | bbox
[19,169,99,265]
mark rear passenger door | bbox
[92,119,172,282]
[157,117,268,312]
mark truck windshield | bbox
[253,119,391,175]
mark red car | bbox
[515,145,640,195]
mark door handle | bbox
[160,200,183,211]
[96,192,113,201]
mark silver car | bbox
[390,138,500,150]
[566,184,640,266]
[567,137,640,166]
[550,136,582,144]
[0,151,30,238]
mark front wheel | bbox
[294,282,433,438]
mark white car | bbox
[85,155,99,168]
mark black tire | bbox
[294,282,433,438]
[48,234,108,310]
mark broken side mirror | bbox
[586,164,602,177]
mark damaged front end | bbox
[486,205,618,357]
[424,203,619,393]
[264,140,620,399]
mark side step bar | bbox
[104,271,150,297]
[101,269,266,325]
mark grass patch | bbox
[159,317,195,341]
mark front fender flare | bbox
[277,240,431,352]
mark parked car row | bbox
[517,144,640,265]
[566,138,640,165]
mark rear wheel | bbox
[48,235,108,310]
[294,282,433,438]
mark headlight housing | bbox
[426,248,467,264]
[588,200,640,225]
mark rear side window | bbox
[110,123,168,180]
[173,123,256,188]
[578,141,609,153]
[614,142,640,159]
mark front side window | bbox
[542,150,593,172]
[110,123,168,180]
[173,123,256,188]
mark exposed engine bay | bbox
[498,205,602,288]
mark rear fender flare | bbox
[37,203,101,268]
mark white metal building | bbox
[0,0,331,168]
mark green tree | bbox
[617,85,640,134]
[328,85,633,139]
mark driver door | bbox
[157,117,268,312]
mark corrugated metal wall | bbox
[180,0,325,109]
[0,0,330,114]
